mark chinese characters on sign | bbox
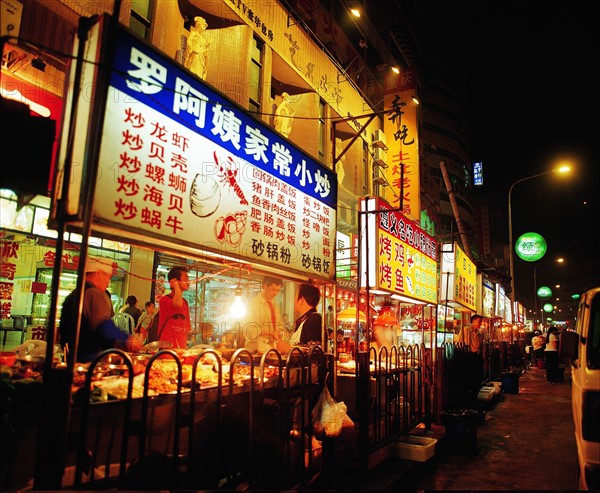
[95,28,336,279]
[376,200,438,304]
[454,244,476,309]
[0,239,18,319]
[439,242,476,311]
[382,69,420,220]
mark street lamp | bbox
[507,164,571,321]
[533,257,564,330]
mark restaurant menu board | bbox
[94,26,337,280]
[376,199,438,304]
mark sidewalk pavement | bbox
[304,363,578,491]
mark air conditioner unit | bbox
[372,129,386,149]
[373,147,388,168]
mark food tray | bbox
[391,434,437,462]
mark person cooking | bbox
[238,276,284,353]
[371,302,400,352]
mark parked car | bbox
[559,287,600,490]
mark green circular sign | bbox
[515,232,547,262]
[543,303,553,313]
[537,286,552,299]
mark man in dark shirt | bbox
[289,283,325,348]
[121,295,142,327]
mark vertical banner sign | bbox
[454,243,476,311]
[0,238,19,319]
[481,277,496,318]
[495,283,506,320]
[517,302,525,324]
[382,68,420,221]
[93,26,337,280]
[336,231,351,278]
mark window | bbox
[129,0,153,40]
[249,37,264,114]
[0,189,130,251]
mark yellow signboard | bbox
[381,68,420,221]
[454,243,477,310]
[375,199,437,303]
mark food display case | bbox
[31,268,78,328]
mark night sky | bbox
[454,1,599,315]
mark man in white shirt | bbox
[238,276,284,353]
[531,330,545,365]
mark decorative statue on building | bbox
[274,92,295,138]
[185,16,209,80]
[335,138,346,187]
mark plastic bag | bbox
[311,383,354,438]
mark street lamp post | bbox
[507,165,571,322]
[533,257,564,330]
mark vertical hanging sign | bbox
[381,67,420,221]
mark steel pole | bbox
[507,171,552,322]
[534,264,538,330]
[533,258,564,332]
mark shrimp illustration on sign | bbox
[213,151,248,205]
[215,211,248,247]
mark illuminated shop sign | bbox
[361,197,438,304]
[537,286,552,298]
[336,231,352,279]
[495,283,506,320]
[481,277,495,318]
[94,26,337,280]
[515,232,547,262]
[439,242,477,311]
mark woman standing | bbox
[544,326,560,383]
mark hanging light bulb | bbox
[230,284,246,319]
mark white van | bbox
[560,286,600,490]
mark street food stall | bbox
[324,197,437,468]
[19,15,337,491]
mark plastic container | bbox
[391,435,437,462]
[501,370,521,394]
[441,409,478,454]
[477,388,495,401]
[0,351,17,367]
